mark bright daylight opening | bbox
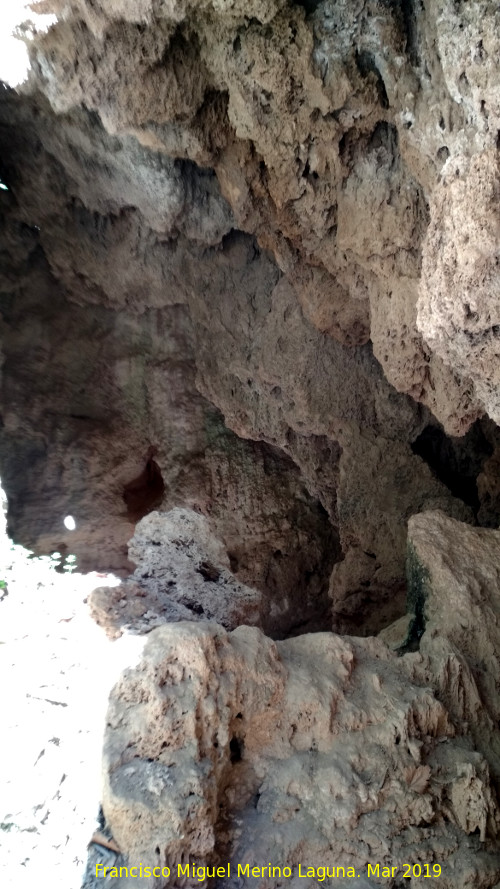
[0,480,142,889]
[0,2,58,88]
[64,514,76,531]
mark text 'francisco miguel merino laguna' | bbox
[95,861,443,880]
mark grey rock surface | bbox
[90,508,263,636]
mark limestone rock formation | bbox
[406,510,500,783]
[419,151,500,425]
[14,0,500,438]
[90,508,265,637]
[98,512,500,887]
[2,3,500,886]
[90,505,344,638]
[102,619,500,889]
[3,1,500,633]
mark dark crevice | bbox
[369,121,399,159]
[196,560,220,582]
[411,420,493,515]
[355,51,389,109]
[122,449,165,520]
[397,543,430,655]
[229,737,243,763]
[400,0,421,67]
[291,0,323,14]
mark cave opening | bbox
[122,451,165,521]
[229,736,244,763]
[3,3,500,882]
[411,420,493,515]
[292,0,323,14]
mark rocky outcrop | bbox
[2,4,500,885]
[2,7,500,627]
[405,510,500,784]
[13,0,500,433]
[102,620,500,889]
[419,150,500,426]
[98,512,500,888]
[90,509,264,637]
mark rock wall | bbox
[2,5,500,624]
[4,0,500,632]
[101,518,500,889]
[90,506,337,638]
[2,3,500,886]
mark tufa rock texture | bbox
[90,506,337,639]
[406,510,500,784]
[98,513,500,887]
[12,0,500,436]
[102,619,500,888]
[1,3,500,632]
[89,509,264,638]
[2,3,500,883]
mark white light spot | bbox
[0,182,8,191]
[0,4,59,88]
[64,515,76,531]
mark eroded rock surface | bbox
[12,0,500,435]
[406,510,500,784]
[103,620,500,889]
[2,2,500,629]
[91,505,342,638]
[98,513,500,887]
[0,78,489,631]
[2,4,500,883]
[90,508,265,637]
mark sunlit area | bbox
[0,2,58,88]
[0,480,144,888]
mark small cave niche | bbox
[355,51,389,109]
[411,420,493,514]
[291,0,323,14]
[369,120,399,157]
[400,0,421,68]
[196,560,220,582]
[229,737,244,764]
[122,449,165,521]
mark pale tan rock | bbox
[406,510,500,781]
[419,152,500,426]
[90,504,338,639]
[329,425,472,634]
[102,621,500,888]
[377,613,413,652]
[5,0,500,445]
